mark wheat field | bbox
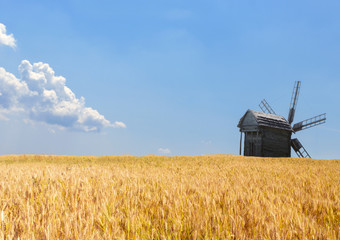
[0,155,339,239]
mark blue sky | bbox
[0,0,339,159]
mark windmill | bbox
[238,81,326,158]
[258,81,326,158]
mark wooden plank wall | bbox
[244,131,262,156]
[261,127,291,157]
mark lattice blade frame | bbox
[293,113,326,132]
[288,81,301,124]
[259,99,276,115]
[291,138,311,158]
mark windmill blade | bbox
[288,81,301,124]
[293,113,326,132]
[291,138,311,158]
[259,99,277,115]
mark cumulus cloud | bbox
[158,148,171,155]
[0,23,16,48]
[0,60,125,132]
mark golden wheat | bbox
[0,154,339,239]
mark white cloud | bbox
[48,128,56,134]
[113,121,126,128]
[158,148,171,155]
[0,23,16,48]
[0,60,126,132]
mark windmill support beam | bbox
[239,131,243,155]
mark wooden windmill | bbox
[237,81,326,158]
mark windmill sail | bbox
[293,113,326,132]
[288,81,301,124]
[259,99,276,115]
[291,138,311,158]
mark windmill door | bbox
[244,131,262,156]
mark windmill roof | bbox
[238,110,292,131]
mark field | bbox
[0,155,339,239]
